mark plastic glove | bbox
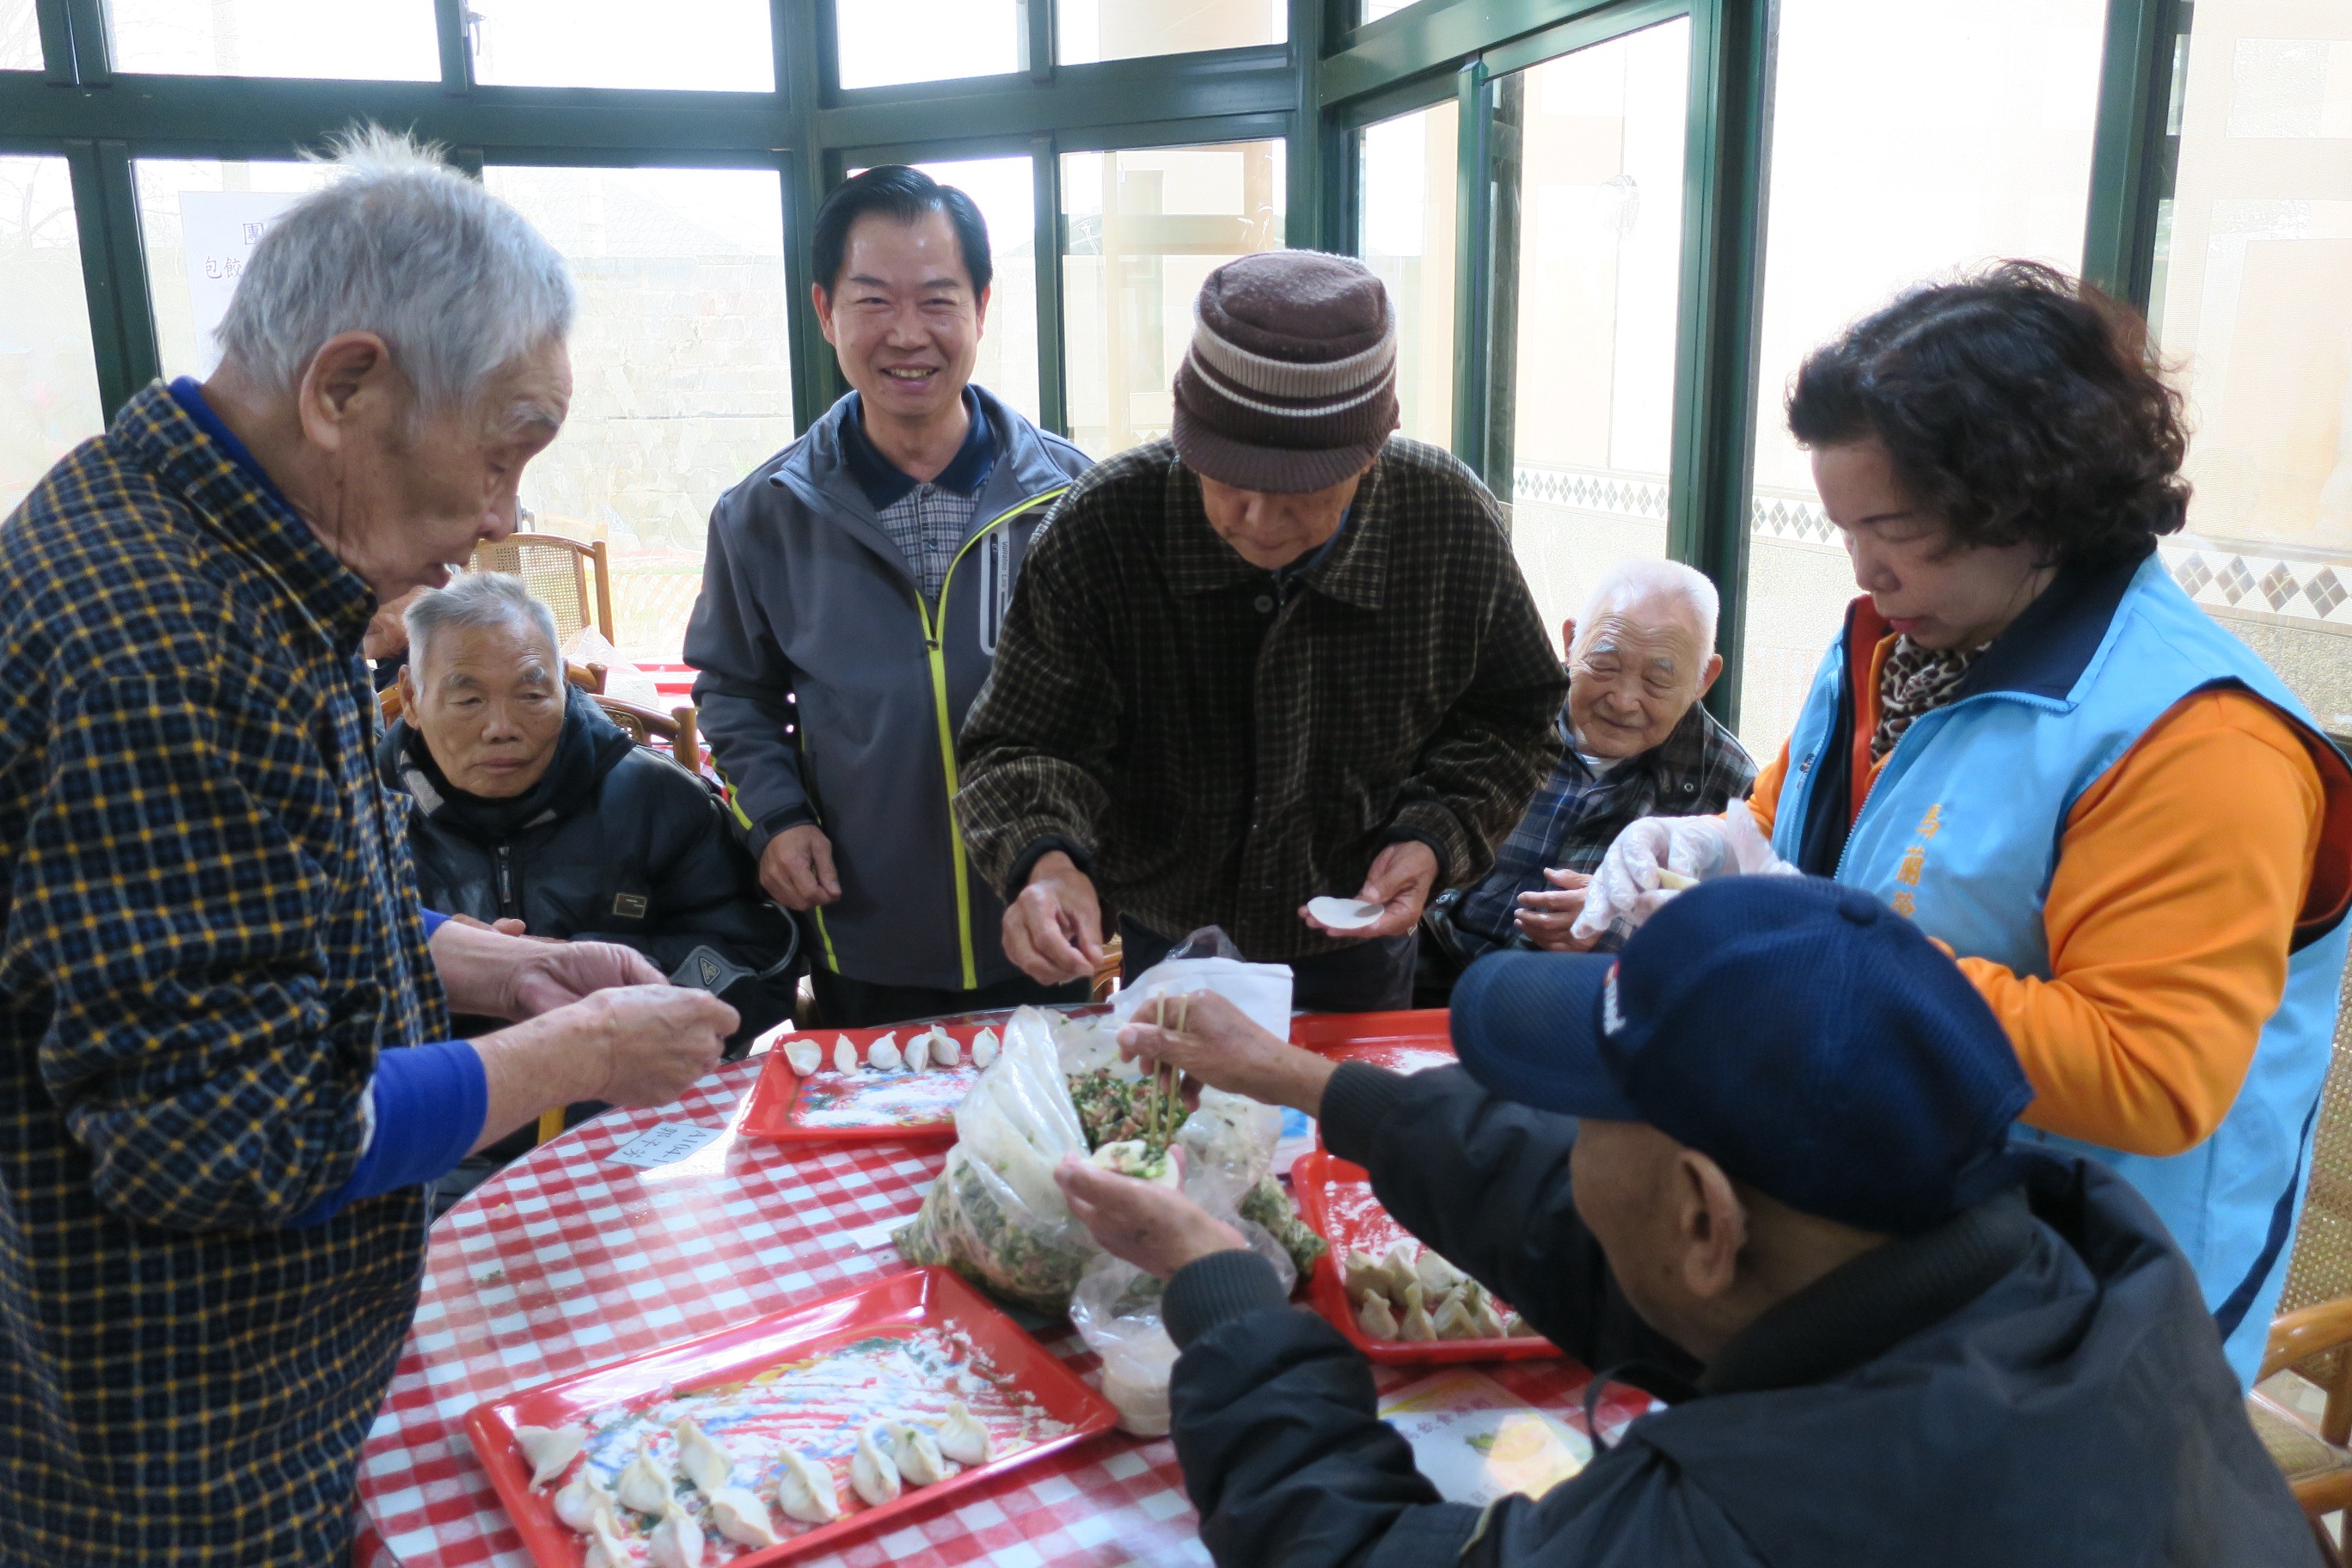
[1722,798,1800,879]
[1569,815,1733,946]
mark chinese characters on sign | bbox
[178,190,307,375]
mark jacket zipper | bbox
[916,487,1071,991]
[495,842,518,919]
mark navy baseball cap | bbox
[1449,877,2032,1235]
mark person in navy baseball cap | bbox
[1449,873,2033,1237]
[1040,874,2316,1568]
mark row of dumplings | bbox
[780,1026,1002,1078]
[516,1405,992,1567]
[1341,1240,1542,1344]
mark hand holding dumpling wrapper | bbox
[1570,799,1798,947]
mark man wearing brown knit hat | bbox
[954,250,1567,1010]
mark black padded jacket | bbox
[1158,1062,2318,1568]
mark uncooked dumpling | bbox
[706,1485,781,1548]
[671,1417,732,1495]
[1357,1290,1400,1339]
[1399,1282,1436,1342]
[1380,1241,1420,1302]
[929,1027,962,1069]
[935,1400,990,1467]
[616,1444,673,1516]
[868,1032,902,1071]
[516,1424,583,1489]
[583,1517,634,1568]
[784,1037,822,1076]
[889,1421,950,1486]
[775,1443,841,1524]
[850,1423,901,1506]
[648,1499,704,1568]
[554,1469,619,1533]
[971,1028,999,1069]
[1467,1294,1508,1340]
[1430,1291,1478,1341]
[1342,1249,1387,1303]
[1415,1248,1465,1298]
[833,1036,859,1075]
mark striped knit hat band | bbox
[1172,250,1400,493]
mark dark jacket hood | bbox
[377,690,636,842]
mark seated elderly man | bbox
[1059,878,2317,1566]
[0,129,734,1565]
[383,574,798,1197]
[1419,558,1754,998]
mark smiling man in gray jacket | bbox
[686,166,1092,1026]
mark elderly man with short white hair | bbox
[0,128,733,1565]
[1420,558,1756,993]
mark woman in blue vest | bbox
[1576,262,2352,1386]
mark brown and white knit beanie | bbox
[1170,250,1400,494]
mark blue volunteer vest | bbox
[1773,554,2352,1387]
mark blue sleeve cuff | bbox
[421,908,449,940]
[291,1038,486,1226]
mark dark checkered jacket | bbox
[955,437,1567,961]
[0,383,444,1565]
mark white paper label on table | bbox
[608,1122,724,1168]
[1377,1369,1591,1506]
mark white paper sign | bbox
[1377,1369,1592,1507]
[179,189,305,375]
[607,1121,725,1169]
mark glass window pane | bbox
[2,0,43,70]
[1059,0,1283,66]
[469,0,773,91]
[134,158,336,380]
[0,156,102,518]
[2153,0,2352,732]
[1060,139,1285,458]
[107,0,438,79]
[836,0,1021,89]
[485,166,795,664]
[1501,20,1690,641]
[1362,0,1420,20]
[1359,99,1458,449]
[1736,0,2105,759]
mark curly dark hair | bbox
[1785,260,2190,570]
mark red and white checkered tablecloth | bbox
[355,1057,1640,1568]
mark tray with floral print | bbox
[465,1266,1118,1568]
[1291,1150,1562,1365]
[1290,1008,1458,1077]
[738,1009,1102,1145]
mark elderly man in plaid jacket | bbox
[956,252,1566,1012]
[0,130,734,1566]
[1418,558,1756,1001]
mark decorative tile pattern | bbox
[354,1059,1651,1568]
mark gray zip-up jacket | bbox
[684,386,1090,991]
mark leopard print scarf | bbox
[1871,634,1991,762]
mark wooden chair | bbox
[2250,950,2352,1566]
[1091,935,1124,1004]
[469,530,616,647]
[592,695,701,776]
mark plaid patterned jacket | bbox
[0,383,444,1565]
[1439,701,1757,959]
[955,438,1567,961]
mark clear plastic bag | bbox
[1068,1220,1297,1437]
[893,1009,1099,1311]
[1110,925,1295,1039]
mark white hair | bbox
[1577,558,1720,650]
[404,572,563,672]
[216,125,574,420]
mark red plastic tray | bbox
[738,1021,996,1145]
[1290,1150,1560,1365]
[466,1267,1118,1568]
[1290,1008,1457,1076]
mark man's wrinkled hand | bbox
[1302,838,1439,941]
[760,824,841,910]
[1515,867,1600,952]
[508,940,668,1019]
[1056,1155,1246,1282]
[1002,851,1104,985]
[1116,989,1334,1116]
[576,985,737,1107]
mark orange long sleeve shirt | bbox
[1749,632,2342,1158]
